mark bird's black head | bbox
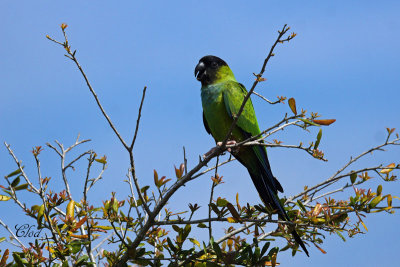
[194,55,229,86]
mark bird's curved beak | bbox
[194,61,205,81]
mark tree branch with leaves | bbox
[0,24,399,267]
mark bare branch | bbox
[252,91,282,105]
[221,24,292,147]
[49,31,129,150]
[0,218,26,248]
[130,86,147,150]
[287,137,400,204]
[4,142,40,194]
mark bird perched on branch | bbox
[195,55,309,256]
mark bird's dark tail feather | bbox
[249,172,310,257]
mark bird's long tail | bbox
[249,172,309,257]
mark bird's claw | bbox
[202,140,238,159]
[220,140,238,153]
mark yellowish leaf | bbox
[360,220,368,231]
[312,203,322,217]
[288,98,297,115]
[227,217,237,223]
[0,195,11,201]
[95,155,107,164]
[387,194,392,207]
[380,163,395,174]
[189,238,200,247]
[68,232,88,239]
[66,200,75,218]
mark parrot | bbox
[195,55,309,256]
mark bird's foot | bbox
[217,140,238,153]
[203,140,238,159]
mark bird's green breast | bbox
[201,83,240,142]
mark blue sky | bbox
[1,1,399,266]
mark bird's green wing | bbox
[222,82,283,193]
[222,82,261,137]
[203,112,211,135]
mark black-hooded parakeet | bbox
[195,55,309,256]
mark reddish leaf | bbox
[312,119,336,126]
[74,216,88,230]
[386,127,395,135]
[154,170,159,187]
[0,249,9,266]
[314,243,327,254]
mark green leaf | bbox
[136,248,146,258]
[334,229,346,241]
[68,241,82,254]
[227,203,241,221]
[75,255,89,266]
[184,224,191,235]
[210,203,220,216]
[369,196,382,208]
[37,204,45,227]
[254,246,261,262]
[267,247,279,257]
[296,200,307,212]
[260,242,270,257]
[172,225,181,233]
[112,198,119,213]
[189,238,200,247]
[12,253,23,267]
[14,184,28,191]
[300,118,320,126]
[376,185,382,196]
[167,237,177,253]
[212,240,222,259]
[350,172,357,184]
[10,176,20,188]
[5,167,24,178]
[0,237,6,243]
[140,186,150,193]
[216,198,228,207]
[314,129,322,150]
[197,223,207,228]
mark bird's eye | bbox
[211,62,218,68]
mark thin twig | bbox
[0,218,26,248]
[287,137,400,204]
[221,24,292,147]
[48,33,129,150]
[252,91,281,105]
[208,156,219,239]
[130,86,147,150]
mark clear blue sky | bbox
[1,1,399,266]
